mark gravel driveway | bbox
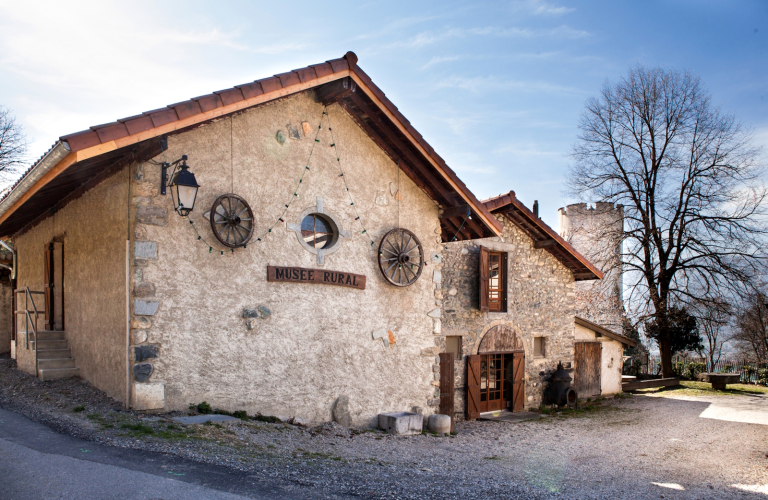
[2,354,767,499]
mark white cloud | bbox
[436,75,585,96]
[511,0,576,16]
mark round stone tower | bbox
[558,202,624,332]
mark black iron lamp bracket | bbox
[160,155,188,195]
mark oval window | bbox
[300,214,336,249]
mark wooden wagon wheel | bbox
[209,194,254,248]
[378,228,424,287]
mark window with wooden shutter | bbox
[479,247,490,312]
[479,247,507,312]
[467,355,482,420]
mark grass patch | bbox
[535,398,620,419]
[483,455,502,460]
[637,380,768,397]
[120,422,154,435]
[72,405,85,413]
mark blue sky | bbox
[1,0,766,228]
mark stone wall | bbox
[440,214,576,418]
[558,202,624,333]
[128,91,443,425]
[0,280,11,354]
[13,170,130,400]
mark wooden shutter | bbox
[439,352,455,433]
[574,342,602,398]
[479,246,490,312]
[43,244,53,330]
[512,352,525,412]
[467,355,482,420]
[501,252,508,313]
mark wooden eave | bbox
[575,316,637,348]
[484,191,603,281]
[0,52,501,241]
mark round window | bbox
[300,214,337,249]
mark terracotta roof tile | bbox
[193,94,223,113]
[214,88,245,106]
[144,108,179,128]
[121,115,155,135]
[61,129,101,151]
[275,71,301,88]
[170,101,203,120]
[326,57,350,73]
[293,67,317,83]
[4,51,503,240]
[309,63,334,78]
[256,76,282,94]
[91,122,129,143]
[235,82,263,100]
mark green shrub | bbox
[196,402,212,414]
[757,368,768,387]
[233,410,248,420]
[72,405,85,412]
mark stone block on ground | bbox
[131,382,164,410]
[378,412,423,436]
[332,395,351,427]
[427,414,451,434]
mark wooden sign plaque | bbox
[267,266,366,290]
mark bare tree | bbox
[0,106,28,183]
[568,66,767,377]
[733,292,768,364]
[695,300,732,370]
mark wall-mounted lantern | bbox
[161,155,200,216]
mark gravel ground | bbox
[2,354,767,499]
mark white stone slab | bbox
[131,382,164,410]
[378,411,423,436]
[173,414,239,425]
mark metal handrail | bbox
[14,287,45,376]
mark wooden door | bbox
[43,244,53,331]
[511,352,525,412]
[467,355,481,420]
[574,342,601,398]
[439,352,455,432]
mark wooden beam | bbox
[533,239,557,249]
[315,77,357,105]
[344,93,460,208]
[573,272,598,280]
[336,101,440,203]
[440,204,470,220]
[349,71,502,236]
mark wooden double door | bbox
[467,351,524,419]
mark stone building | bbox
[0,52,635,427]
[0,53,506,426]
[440,193,635,420]
[558,202,625,333]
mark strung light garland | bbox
[324,109,376,248]
[450,207,471,242]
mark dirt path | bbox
[2,354,767,499]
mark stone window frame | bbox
[287,197,350,265]
[533,336,546,358]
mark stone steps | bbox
[38,367,80,381]
[30,331,79,381]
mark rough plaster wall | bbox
[133,92,441,425]
[558,203,624,333]
[0,282,11,353]
[13,171,129,400]
[441,215,576,417]
[574,323,624,395]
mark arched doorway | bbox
[467,325,525,419]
